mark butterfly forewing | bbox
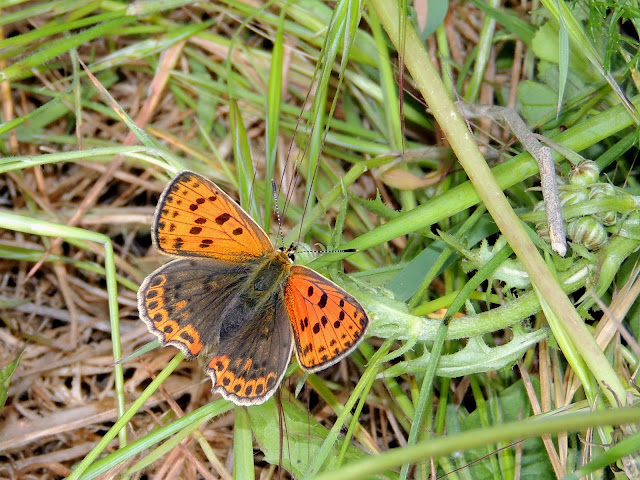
[153,171,273,262]
[285,265,369,372]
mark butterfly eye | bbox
[286,244,297,261]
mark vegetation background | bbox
[0,0,639,479]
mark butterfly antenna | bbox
[271,180,286,248]
[248,167,259,218]
[295,246,358,255]
[279,45,321,220]
[297,161,320,246]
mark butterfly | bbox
[137,171,369,406]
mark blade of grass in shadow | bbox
[0,350,24,412]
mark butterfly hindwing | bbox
[284,265,369,372]
[138,255,293,405]
[205,291,293,405]
[153,171,273,261]
[138,257,255,358]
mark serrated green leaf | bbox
[351,191,401,221]
[382,329,547,378]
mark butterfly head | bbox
[278,244,297,263]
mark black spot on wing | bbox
[216,213,231,225]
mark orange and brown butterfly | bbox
[137,171,369,406]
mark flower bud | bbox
[589,184,617,226]
[569,160,600,186]
[567,216,607,250]
[559,188,588,207]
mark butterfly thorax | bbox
[241,249,292,310]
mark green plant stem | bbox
[368,0,625,406]
[233,407,255,480]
